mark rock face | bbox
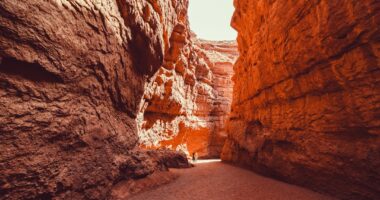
[222,0,380,200]
[194,39,238,157]
[137,38,237,158]
[0,0,190,199]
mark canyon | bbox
[0,0,379,200]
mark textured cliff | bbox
[0,0,190,199]
[194,39,238,157]
[222,0,380,199]
[137,38,237,158]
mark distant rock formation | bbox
[137,37,238,158]
[222,1,380,199]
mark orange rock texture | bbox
[0,0,190,199]
[137,37,238,158]
[222,1,380,199]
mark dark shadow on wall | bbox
[0,57,63,83]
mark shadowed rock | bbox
[0,0,189,199]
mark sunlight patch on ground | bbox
[191,159,222,164]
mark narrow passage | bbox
[130,161,336,200]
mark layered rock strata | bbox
[222,1,380,200]
[137,38,237,158]
[0,0,190,199]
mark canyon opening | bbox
[136,0,238,160]
[0,1,379,200]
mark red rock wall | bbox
[222,0,380,199]
[0,0,189,199]
[137,38,237,158]
[195,39,238,157]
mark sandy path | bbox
[129,160,336,200]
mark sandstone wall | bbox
[0,0,189,199]
[222,0,380,199]
[137,38,237,158]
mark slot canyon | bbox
[0,0,379,200]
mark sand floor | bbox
[129,160,336,200]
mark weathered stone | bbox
[0,0,189,199]
[137,37,238,158]
[222,1,380,200]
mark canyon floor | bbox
[129,160,336,200]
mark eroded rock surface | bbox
[137,37,237,158]
[0,0,189,199]
[222,1,380,199]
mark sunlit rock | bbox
[222,1,380,199]
[137,36,238,159]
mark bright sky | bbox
[188,0,237,41]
